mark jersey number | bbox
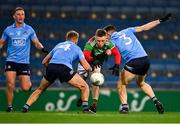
[119,34,132,45]
[58,44,71,51]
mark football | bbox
[90,72,104,86]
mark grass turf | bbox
[0,111,179,123]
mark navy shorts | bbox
[124,56,150,76]
[44,64,76,83]
[5,61,30,76]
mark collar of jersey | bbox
[12,23,26,28]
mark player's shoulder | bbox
[4,24,14,32]
[73,44,82,54]
[122,27,136,33]
[74,43,81,50]
[24,23,34,30]
[87,36,96,45]
[66,41,80,49]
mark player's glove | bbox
[109,64,119,76]
[91,59,101,69]
[159,13,171,23]
[41,48,49,54]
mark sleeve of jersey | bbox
[78,48,85,61]
[83,42,93,62]
[111,47,121,65]
[49,49,54,57]
[83,50,93,62]
[30,27,37,40]
[127,27,136,33]
[1,29,7,41]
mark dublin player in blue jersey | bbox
[0,7,48,112]
[104,13,171,114]
[22,30,94,113]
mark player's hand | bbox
[41,48,49,54]
[92,60,102,68]
[106,49,112,55]
[109,64,119,76]
[91,60,101,68]
[159,13,171,23]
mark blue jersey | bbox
[49,41,85,70]
[1,23,37,64]
[111,27,147,63]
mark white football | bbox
[90,72,104,86]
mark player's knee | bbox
[21,85,32,91]
[137,81,145,88]
[117,80,126,88]
[92,84,99,89]
[7,83,15,90]
[80,83,89,92]
[117,82,122,90]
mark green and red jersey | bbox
[83,36,121,64]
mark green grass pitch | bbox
[0,111,179,123]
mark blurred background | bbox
[0,0,180,89]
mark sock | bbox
[92,99,98,107]
[8,105,13,108]
[151,96,158,103]
[121,104,128,109]
[23,104,30,110]
[82,101,88,110]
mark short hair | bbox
[95,29,106,37]
[65,30,79,40]
[13,7,24,15]
[103,25,116,32]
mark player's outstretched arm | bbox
[32,38,44,49]
[135,13,171,32]
[32,38,49,54]
[80,58,93,72]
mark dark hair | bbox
[95,29,106,37]
[13,7,24,15]
[66,30,79,40]
[103,25,116,32]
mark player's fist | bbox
[106,49,111,55]
[41,48,49,54]
[92,59,101,67]
[159,13,171,23]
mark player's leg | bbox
[22,77,50,112]
[22,64,56,112]
[117,69,135,113]
[18,63,32,91]
[5,62,18,112]
[136,75,164,114]
[5,71,16,112]
[136,75,155,97]
[68,73,93,113]
[89,66,101,113]
[76,63,89,107]
[77,63,89,80]
[89,84,99,113]
[19,75,32,90]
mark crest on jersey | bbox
[23,31,28,35]
[16,31,21,36]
